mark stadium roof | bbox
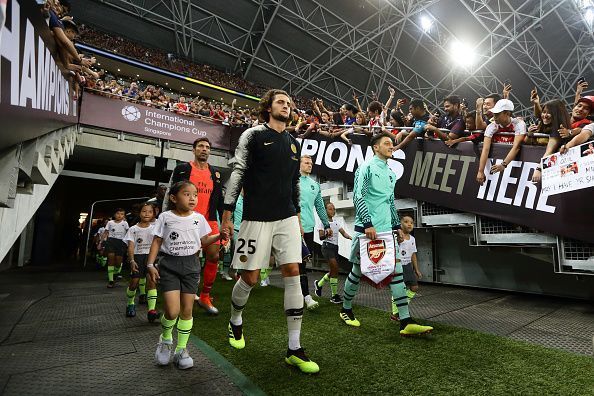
[74,0,594,114]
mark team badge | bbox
[311,185,315,190]
[169,231,179,241]
[215,171,220,179]
[136,238,143,244]
[367,239,386,264]
[240,255,248,263]
[290,143,297,153]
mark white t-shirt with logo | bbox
[106,220,130,240]
[484,117,526,138]
[124,224,155,255]
[152,211,211,256]
[317,218,344,246]
[398,235,417,266]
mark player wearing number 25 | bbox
[221,89,320,374]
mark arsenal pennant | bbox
[359,231,398,288]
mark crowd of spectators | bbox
[77,26,311,110]
[41,0,594,187]
[85,73,258,126]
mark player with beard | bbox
[222,89,319,374]
[169,138,224,315]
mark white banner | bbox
[359,231,397,285]
[541,141,594,196]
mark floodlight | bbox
[450,40,476,67]
[420,16,433,32]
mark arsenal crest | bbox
[360,232,396,288]
[367,239,386,264]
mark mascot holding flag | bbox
[339,132,433,336]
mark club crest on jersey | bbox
[215,171,221,179]
[367,239,386,264]
[290,143,297,154]
[169,232,179,241]
[240,255,248,263]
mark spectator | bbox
[424,95,465,140]
[475,93,502,130]
[340,112,367,145]
[567,96,593,131]
[476,99,526,185]
[210,103,226,120]
[123,82,140,99]
[331,103,357,126]
[560,120,594,154]
[367,100,384,136]
[173,96,189,113]
[531,100,571,182]
[141,90,153,106]
[316,111,337,138]
[393,99,430,150]
[388,110,405,131]
[445,111,484,147]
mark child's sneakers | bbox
[155,335,173,365]
[173,348,194,369]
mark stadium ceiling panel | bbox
[78,0,594,114]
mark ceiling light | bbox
[420,16,433,33]
[450,40,476,67]
[136,74,139,77]
[117,68,120,72]
[181,87,184,90]
[166,82,168,85]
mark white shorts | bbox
[231,216,301,270]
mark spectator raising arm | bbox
[352,92,363,113]
[531,87,542,118]
[384,86,396,112]
[574,80,589,106]
[502,81,512,99]
[475,97,488,130]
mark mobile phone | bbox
[578,76,586,85]
[401,98,408,104]
[504,79,511,86]
[462,98,468,107]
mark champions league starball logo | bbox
[121,105,141,122]
[169,232,179,241]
